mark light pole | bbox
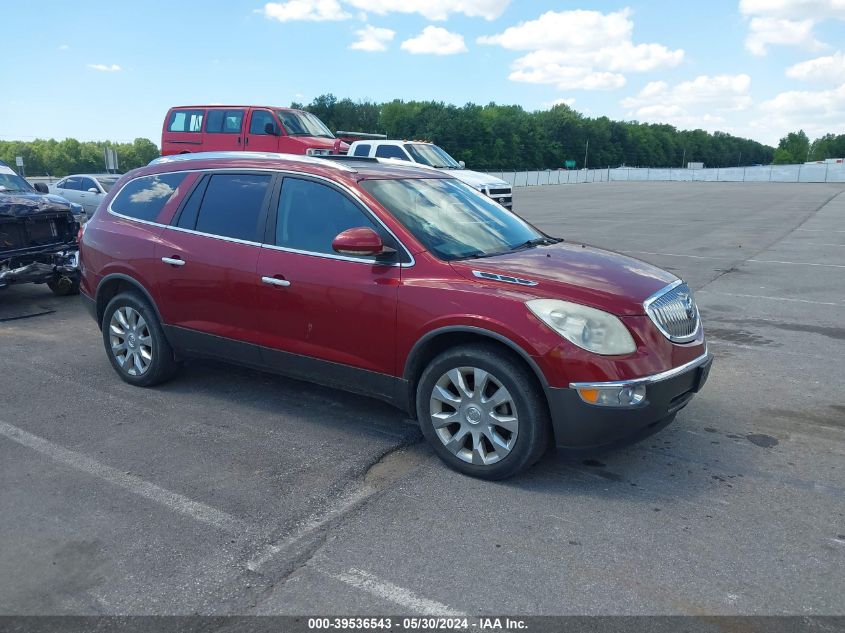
[682,148,686,168]
[584,139,589,170]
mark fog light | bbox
[576,384,646,407]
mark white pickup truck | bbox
[347,140,513,210]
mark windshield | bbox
[0,166,34,193]
[405,144,461,169]
[361,178,546,261]
[276,110,334,138]
[97,177,120,193]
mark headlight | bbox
[306,148,330,156]
[526,299,636,355]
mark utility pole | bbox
[681,148,686,168]
[738,152,742,167]
[584,139,589,170]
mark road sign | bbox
[15,156,23,167]
[564,160,576,169]
[104,148,119,173]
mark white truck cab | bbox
[348,140,513,210]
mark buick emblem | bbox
[680,293,695,319]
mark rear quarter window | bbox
[168,109,204,133]
[111,173,188,222]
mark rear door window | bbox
[168,109,204,133]
[275,177,378,256]
[193,173,272,241]
[205,109,245,134]
[61,177,82,191]
[353,144,371,157]
[111,173,188,222]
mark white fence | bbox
[489,163,845,187]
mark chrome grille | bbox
[644,281,700,343]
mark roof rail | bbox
[148,151,356,172]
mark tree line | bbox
[295,94,778,170]
[773,130,845,164]
[0,138,159,177]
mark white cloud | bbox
[546,97,576,108]
[349,24,395,51]
[739,0,845,55]
[263,0,350,22]
[401,26,468,55]
[621,74,753,132]
[786,51,845,84]
[58,44,69,51]
[346,0,508,21]
[88,64,122,72]
[744,17,824,56]
[478,9,683,91]
[758,83,845,140]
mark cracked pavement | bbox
[0,182,843,615]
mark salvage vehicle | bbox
[78,151,711,479]
[161,105,351,157]
[348,140,513,210]
[0,161,80,295]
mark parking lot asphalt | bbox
[1,182,843,616]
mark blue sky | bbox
[4,0,844,147]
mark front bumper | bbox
[545,350,712,450]
[0,249,79,289]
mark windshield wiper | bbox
[452,249,508,261]
[510,237,560,251]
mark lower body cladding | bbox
[0,248,79,290]
[546,350,712,451]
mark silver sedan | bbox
[49,174,120,216]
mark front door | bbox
[245,109,281,152]
[254,176,402,396]
[154,171,275,364]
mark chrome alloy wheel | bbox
[109,306,153,376]
[429,367,519,465]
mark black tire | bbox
[416,343,551,480]
[101,291,180,387]
[47,275,80,296]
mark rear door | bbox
[254,175,402,394]
[245,109,281,152]
[154,171,276,364]
[163,108,205,154]
[56,177,82,204]
[203,109,245,152]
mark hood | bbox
[0,191,75,219]
[284,136,349,153]
[450,242,677,316]
[445,169,509,189]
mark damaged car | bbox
[0,160,81,295]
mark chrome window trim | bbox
[643,279,701,343]
[106,167,416,267]
[148,151,357,173]
[569,346,710,390]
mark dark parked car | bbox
[79,151,711,479]
[0,160,80,295]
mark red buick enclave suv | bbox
[78,152,711,479]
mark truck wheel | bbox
[416,344,550,480]
[102,292,180,387]
[48,275,80,296]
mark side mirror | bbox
[33,182,49,193]
[264,122,278,136]
[87,187,99,193]
[458,160,466,168]
[332,227,389,256]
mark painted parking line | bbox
[0,420,246,534]
[698,290,845,307]
[325,568,466,617]
[621,250,728,261]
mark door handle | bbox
[161,256,185,267]
[261,276,290,287]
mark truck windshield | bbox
[0,167,33,193]
[405,144,462,169]
[277,111,334,138]
[361,178,546,261]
